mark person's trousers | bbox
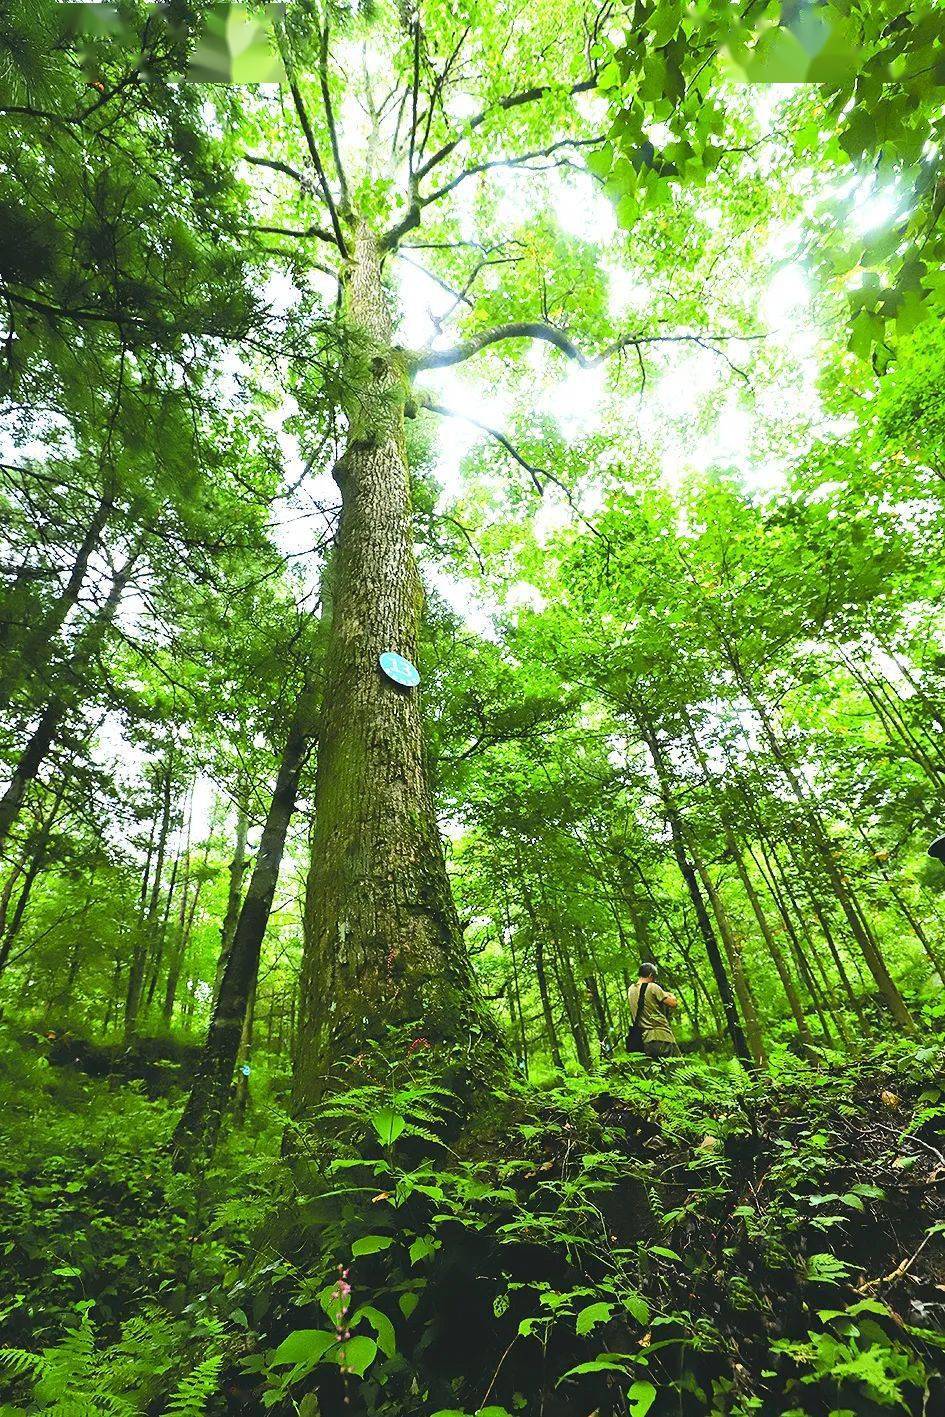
[644,1039,680,1059]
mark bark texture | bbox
[294,223,494,1111]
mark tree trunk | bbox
[163,878,203,1025]
[0,778,68,976]
[293,222,495,1111]
[233,979,256,1124]
[693,854,767,1064]
[534,933,564,1068]
[171,688,315,1167]
[0,546,138,855]
[144,851,181,1012]
[125,753,175,1037]
[728,835,816,1048]
[738,673,916,1033]
[635,713,753,1063]
[0,486,113,712]
[213,803,249,1005]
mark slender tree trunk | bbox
[728,836,816,1048]
[534,934,564,1068]
[0,547,138,855]
[0,778,68,976]
[0,487,114,711]
[775,847,864,1034]
[58,880,96,1018]
[293,223,495,1110]
[125,752,175,1038]
[144,851,181,1012]
[548,934,594,1068]
[626,857,723,1035]
[635,713,752,1063]
[213,803,249,1004]
[680,710,811,1048]
[233,979,256,1124]
[751,834,852,1042]
[853,824,945,980]
[517,853,568,1067]
[840,649,945,784]
[163,878,203,1025]
[163,824,211,1025]
[693,855,766,1064]
[500,879,530,1073]
[737,672,916,1032]
[171,688,315,1166]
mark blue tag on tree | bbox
[379,651,420,687]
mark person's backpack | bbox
[625,981,650,1055]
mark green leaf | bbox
[353,1303,396,1358]
[351,1234,394,1257]
[270,1329,337,1367]
[624,1294,650,1325]
[597,60,621,90]
[370,1108,405,1146]
[628,1380,657,1417]
[648,1246,681,1262]
[399,1292,419,1319]
[585,145,612,179]
[576,1300,612,1335]
[409,1235,437,1264]
[328,1335,377,1378]
[558,1356,633,1383]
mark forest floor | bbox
[1,1026,944,1416]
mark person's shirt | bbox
[627,980,676,1043]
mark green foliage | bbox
[227,1040,945,1414]
[0,1305,224,1417]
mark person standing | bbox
[627,962,680,1059]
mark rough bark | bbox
[293,222,496,1111]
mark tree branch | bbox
[254,222,338,246]
[419,398,609,550]
[243,153,308,186]
[419,137,604,211]
[408,17,421,179]
[420,397,544,494]
[436,511,486,574]
[396,252,475,309]
[275,23,348,255]
[412,75,598,185]
[318,18,350,210]
[415,323,767,374]
[415,321,588,369]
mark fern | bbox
[163,1354,224,1416]
[0,1345,45,1379]
[0,1307,225,1417]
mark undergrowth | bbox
[1,1027,944,1415]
